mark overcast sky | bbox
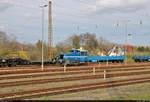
[0,0,150,46]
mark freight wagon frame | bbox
[133,56,150,62]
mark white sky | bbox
[0,0,150,46]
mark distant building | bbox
[123,45,134,52]
[108,45,125,56]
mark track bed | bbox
[0,63,150,100]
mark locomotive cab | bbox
[70,49,88,56]
[58,49,88,66]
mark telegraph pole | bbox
[124,20,130,64]
[48,1,53,60]
[123,20,130,55]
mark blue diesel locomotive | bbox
[58,49,88,66]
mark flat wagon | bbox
[132,56,150,62]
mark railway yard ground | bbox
[0,62,150,100]
[37,83,150,100]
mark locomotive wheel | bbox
[8,64,11,67]
[75,61,80,66]
[84,61,88,65]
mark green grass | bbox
[108,91,150,100]
[18,88,23,91]
[42,96,50,100]
[125,53,135,63]
[107,83,150,100]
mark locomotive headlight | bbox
[2,59,6,62]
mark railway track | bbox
[1,63,150,75]
[0,62,150,71]
[0,66,150,80]
[1,70,150,88]
[0,76,150,100]
[0,65,59,70]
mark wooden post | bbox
[98,62,101,68]
[93,67,95,75]
[64,65,66,73]
[104,69,106,80]
[64,58,68,73]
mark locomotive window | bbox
[77,51,80,54]
[81,52,87,56]
[70,50,74,53]
[60,55,64,59]
[85,52,88,56]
